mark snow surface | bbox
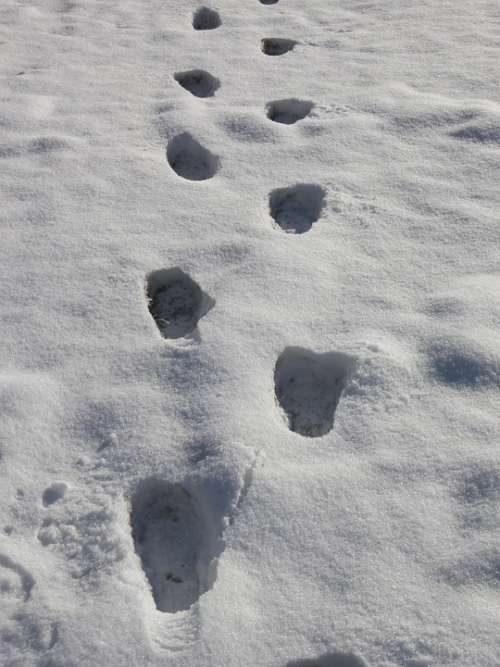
[1,0,500,665]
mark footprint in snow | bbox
[166,132,220,181]
[275,347,356,438]
[269,183,326,234]
[287,652,369,667]
[146,267,214,340]
[267,99,314,125]
[42,482,68,507]
[174,69,220,98]
[130,479,216,614]
[0,553,35,603]
[261,38,297,56]
[192,6,221,30]
[425,336,500,388]
[260,0,279,4]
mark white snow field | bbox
[1,0,500,665]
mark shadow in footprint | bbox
[166,133,220,181]
[192,6,221,30]
[287,652,369,667]
[261,38,297,56]
[275,347,356,438]
[146,268,214,340]
[267,99,314,125]
[269,184,326,234]
[426,338,500,388]
[42,482,68,507]
[449,124,500,145]
[130,479,223,613]
[260,0,279,4]
[174,69,220,98]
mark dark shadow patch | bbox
[192,6,221,30]
[260,0,279,4]
[269,183,326,234]
[287,651,369,667]
[275,347,356,437]
[166,132,220,181]
[426,338,500,388]
[130,478,224,613]
[449,124,500,145]
[441,547,500,589]
[42,482,68,507]
[261,38,297,56]
[146,267,214,339]
[267,99,314,125]
[174,69,220,98]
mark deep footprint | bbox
[192,6,221,30]
[146,267,214,339]
[130,479,221,613]
[269,184,326,234]
[267,99,314,125]
[261,38,297,56]
[274,347,356,437]
[166,133,220,181]
[174,69,220,98]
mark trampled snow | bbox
[1,0,499,665]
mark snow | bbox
[0,0,499,665]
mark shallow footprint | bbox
[0,553,35,603]
[267,99,314,125]
[269,184,326,234]
[166,133,220,181]
[192,6,221,30]
[146,267,214,339]
[174,69,220,98]
[426,336,500,388]
[42,482,68,507]
[275,347,356,437]
[130,479,219,613]
[261,38,297,56]
[287,652,369,667]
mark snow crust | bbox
[1,0,499,665]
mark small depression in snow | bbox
[269,183,326,234]
[146,267,214,340]
[42,482,68,507]
[274,347,356,438]
[174,69,220,98]
[130,478,223,613]
[261,38,297,56]
[287,652,369,667]
[267,99,314,125]
[192,6,221,30]
[166,133,220,181]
